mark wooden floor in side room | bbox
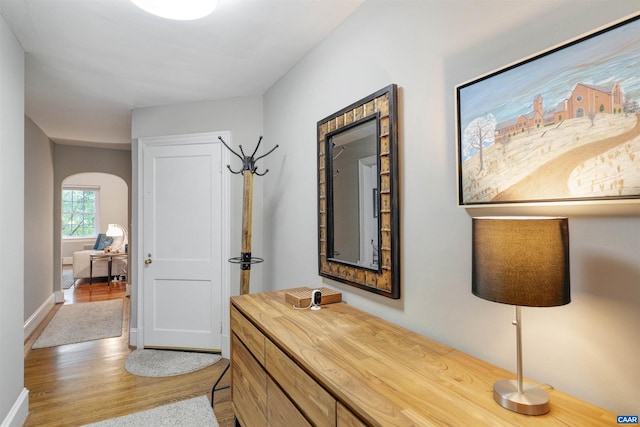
[23,274,234,427]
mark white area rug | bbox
[33,299,123,349]
[125,349,222,377]
[83,396,219,426]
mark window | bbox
[62,187,100,238]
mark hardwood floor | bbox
[23,277,234,426]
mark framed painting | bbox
[456,13,640,206]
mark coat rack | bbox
[219,136,278,295]
[211,136,278,407]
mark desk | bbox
[230,290,615,426]
[89,253,127,286]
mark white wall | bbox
[263,0,640,415]
[0,12,28,427]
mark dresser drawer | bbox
[231,305,266,365]
[267,376,312,427]
[231,334,267,427]
[337,403,366,427]
[266,339,337,427]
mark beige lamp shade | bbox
[472,217,570,307]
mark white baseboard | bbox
[54,290,64,303]
[221,334,230,359]
[129,328,137,347]
[24,294,56,342]
[62,256,73,264]
[0,388,29,427]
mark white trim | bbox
[135,131,231,354]
[129,328,137,347]
[61,237,96,242]
[54,290,64,304]
[0,388,29,427]
[136,137,144,349]
[23,293,55,342]
[358,155,377,268]
[62,184,100,190]
[220,134,231,359]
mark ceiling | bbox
[0,0,364,148]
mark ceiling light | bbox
[131,0,218,21]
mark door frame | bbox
[358,155,378,268]
[134,131,231,357]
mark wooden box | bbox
[285,287,342,308]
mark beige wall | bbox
[52,144,132,298]
[22,124,132,335]
[20,84,132,427]
[24,117,54,323]
[263,0,640,414]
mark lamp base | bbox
[493,379,550,415]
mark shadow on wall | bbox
[581,253,639,301]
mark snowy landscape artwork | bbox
[456,13,640,205]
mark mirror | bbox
[318,84,399,299]
[328,118,378,267]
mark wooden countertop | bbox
[231,290,615,426]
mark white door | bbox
[141,132,229,351]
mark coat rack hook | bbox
[219,136,278,175]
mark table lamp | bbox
[472,217,570,415]
[106,223,128,253]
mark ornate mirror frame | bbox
[317,84,400,299]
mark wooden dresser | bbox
[230,290,614,426]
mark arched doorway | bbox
[60,173,128,294]
[52,144,132,303]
